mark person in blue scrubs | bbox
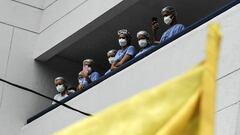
[111,29,136,71]
[105,49,117,75]
[135,31,155,58]
[77,59,101,92]
[152,6,185,44]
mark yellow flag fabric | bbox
[54,24,221,135]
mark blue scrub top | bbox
[135,45,156,58]
[79,71,101,88]
[160,24,185,43]
[114,45,136,62]
[105,46,136,76]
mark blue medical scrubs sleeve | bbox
[126,46,136,57]
[90,72,101,82]
[178,24,185,33]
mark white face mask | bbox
[56,84,65,93]
[118,39,127,47]
[164,15,173,25]
[138,39,148,48]
[108,57,115,64]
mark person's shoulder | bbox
[175,24,185,28]
[127,45,135,49]
[128,45,135,48]
[53,93,60,99]
[92,71,101,76]
[145,45,156,52]
[92,71,100,74]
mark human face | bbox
[55,79,66,93]
[118,34,127,40]
[118,34,128,47]
[83,64,93,74]
[162,11,172,17]
[108,53,116,64]
[55,79,64,86]
[137,35,148,48]
[137,35,146,41]
[162,12,175,25]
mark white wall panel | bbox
[0,24,13,78]
[0,27,81,135]
[43,0,57,9]
[0,0,42,32]
[0,82,3,109]
[215,5,240,78]
[12,0,44,9]
[21,106,86,135]
[217,70,240,111]
[0,28,52,135]
[0,84,50,135]
[40,0,88,31]
[216,103,240,135]
[0,24,13,113]
[5,28,41,90]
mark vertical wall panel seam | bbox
[0,83,4,108]
[4,27,15,78]
[0,27,15,108]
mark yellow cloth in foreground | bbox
[54,24,221,135]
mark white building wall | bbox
[216,71,240,135]
[11,0,57,9]
[39,0,90,31]
[0,1,83,135]
[20,3,240,135]
[43,0,57,9]
[0,0,42,32]
[0,25,81,135]
[11,0,58,10]
[12,0,45,9]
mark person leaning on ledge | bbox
[77,59,101,92]
[152,6,185,44]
